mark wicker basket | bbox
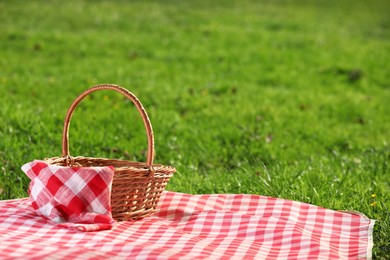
[45,84,176,221]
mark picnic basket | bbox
[45,84,176,221]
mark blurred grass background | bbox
[0,0,389,258]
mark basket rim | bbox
[44,156,176,171]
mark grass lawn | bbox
[0,0,389,258]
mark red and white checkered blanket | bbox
[0,191,374,259]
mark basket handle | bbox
[62,84,155,166]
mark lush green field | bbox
[1,0,389,258]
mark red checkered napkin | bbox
[22,160,116,232]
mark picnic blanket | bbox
[0,191,374,259]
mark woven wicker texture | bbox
[45,84,176,221]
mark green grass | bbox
[0,0,389,258]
